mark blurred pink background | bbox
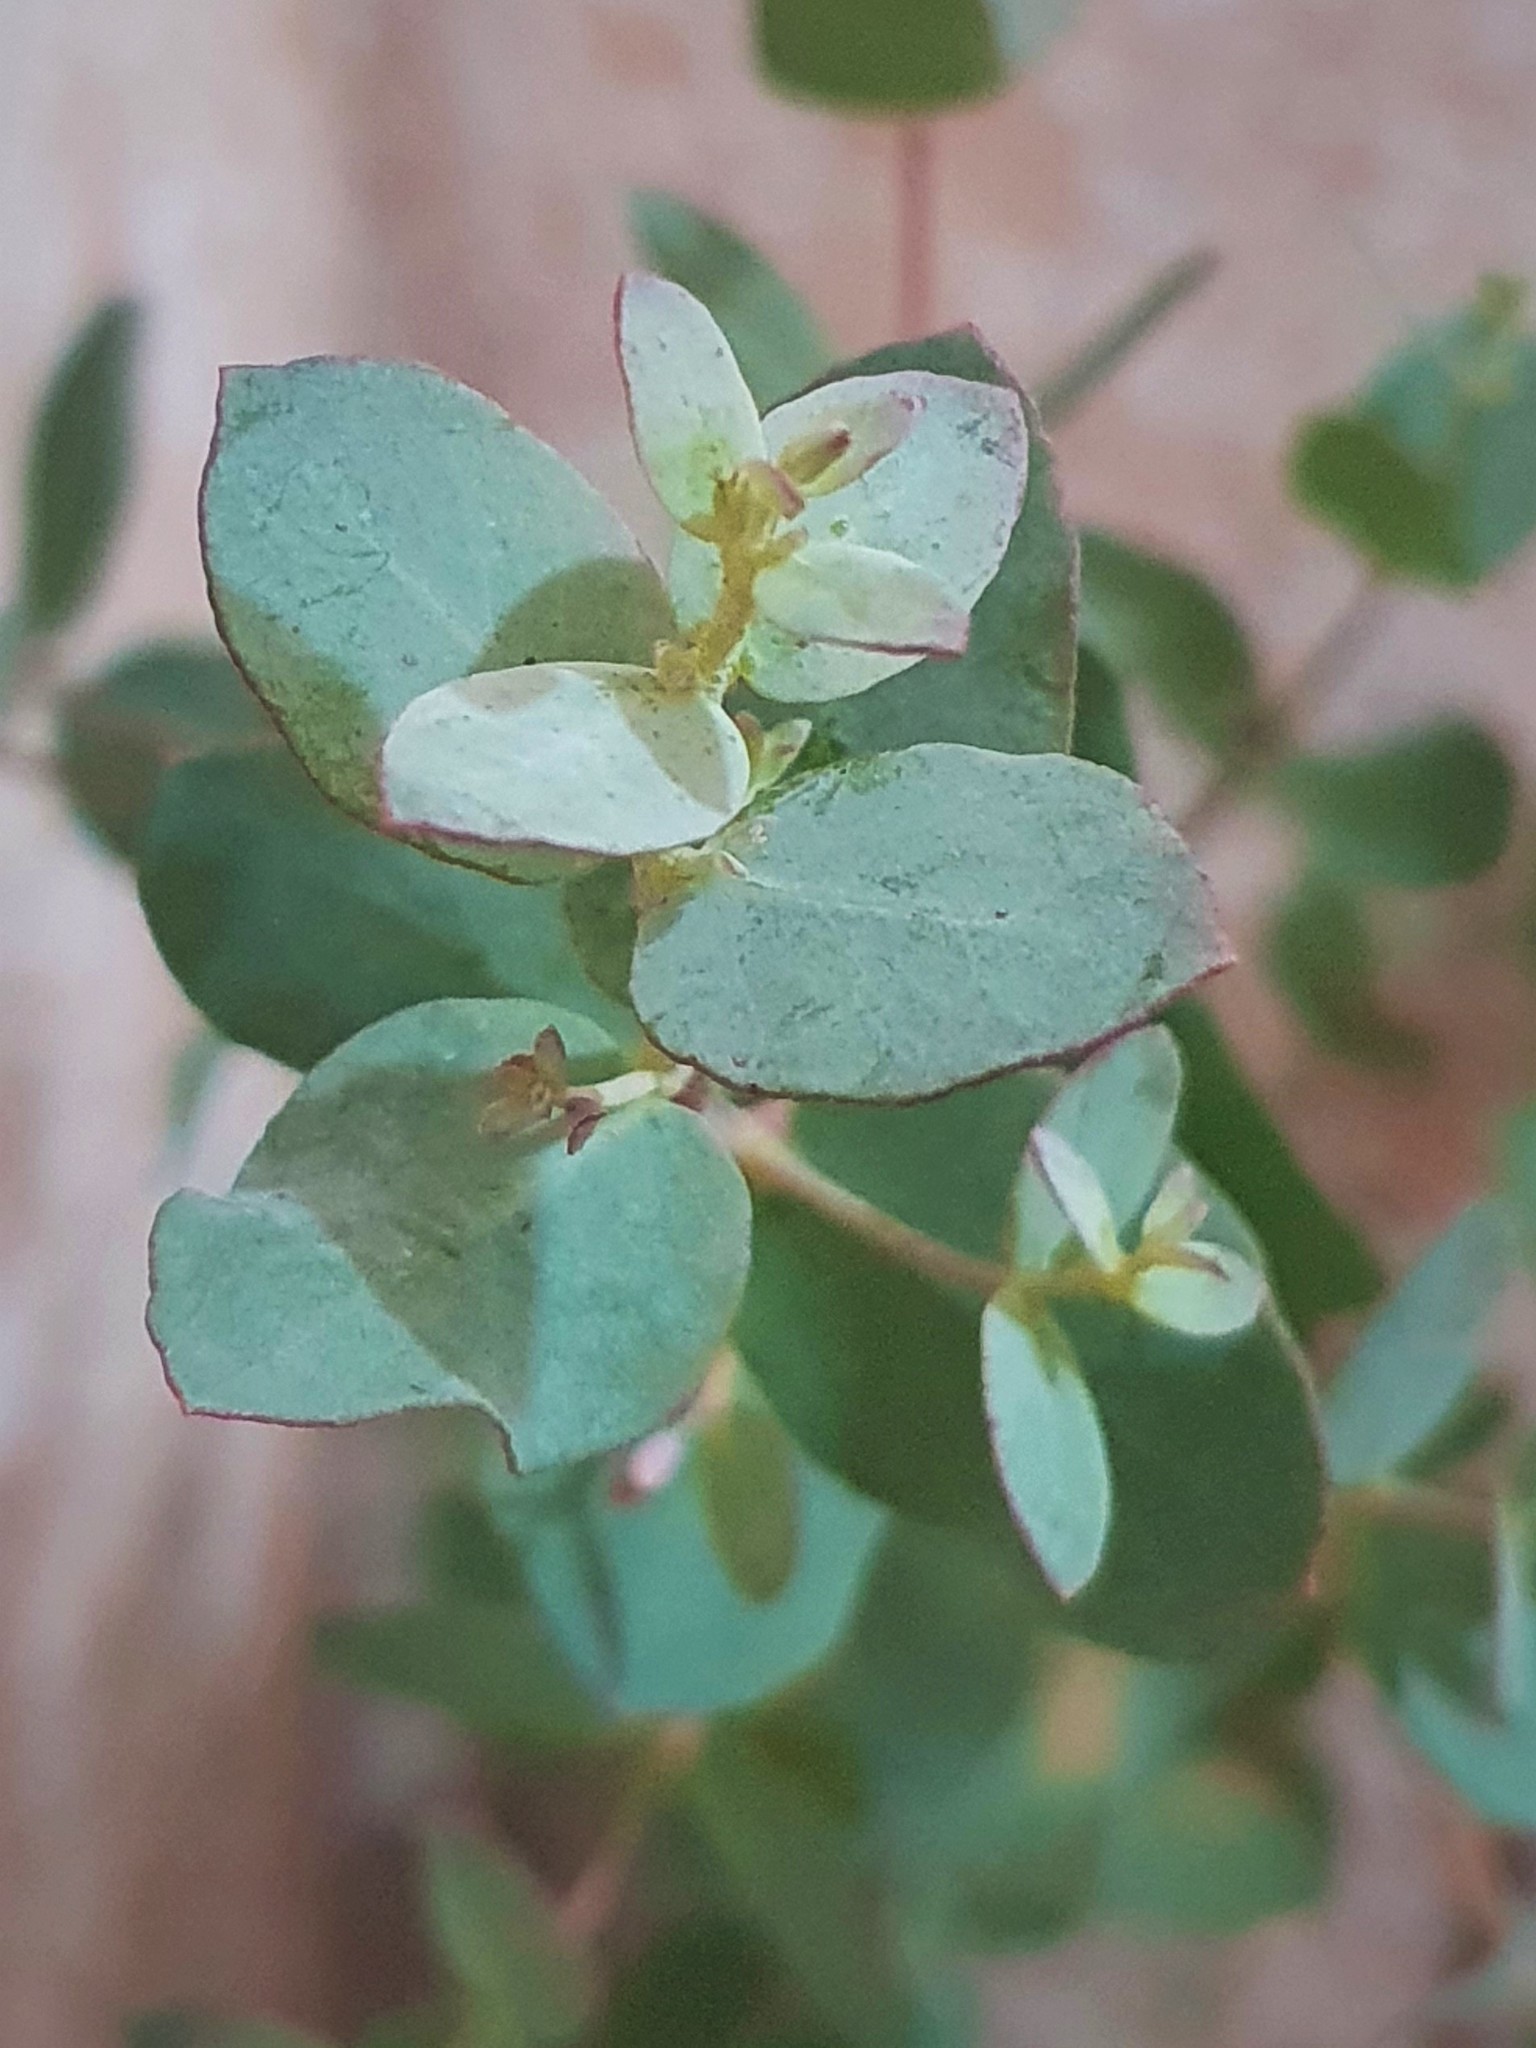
[2,2,1536,2041]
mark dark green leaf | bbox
[200,357,672,878]
[123,2022,326,2048]
[512,1434,881,1715]
[138,744,632,1069]
[1400,1382,1513,1482]
[696,1397,801,1603]
[423,1830,592,2047]
[594,1916,778,2048]
[1078,529,1259,761]
[1264,870,1432,1071]
[1070,644,1135,778]
[1291,280,1536,586]
[628,192,830,411]
[21,298,139,631]
[149,1000,750,1467]
[314,1600,608,1750]
[750,332,1073,762]
[58,639,269,861]
[1165,998,1381,1334]
[1269,717,1515,888]
[753,0,1072,113]
[1341,1513,1491,1701]
[1323,1202,1513,1486]
[1037,252,1219,427]
[562,862,639,1009]
[631,746,1229,1102]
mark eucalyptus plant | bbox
[6,9,1536,2047]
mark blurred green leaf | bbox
[593,1916,778,2048]
[753,0,1072,113]
[200,357,671,880]
[1323,1202,1513,1486]
[696,1396,801,1604]
[58,640,269,862]
[138,744,632,1070]
[163,1022,226,1155]
[1038,252,1218,426]
[752,332,1074,762]
[561,862,638,1011]
[1165,998,1382,1334]
[1291,278,1536,586]
[628,193,829,411]
[631,746,1229,1102]
[21,298,139,631]
[512,1432,880,1716]
[1070,644,1136,778]
[1269,716,1515,888]
[124,2021,326,2048]
[1342,1514,1491,1702]
[149,1000,750,1469]
[1078,530,1260,761]
[1096,1749,1330,1934]
[1400,1381,1513,1482]
[1264,870,1432,1071]
[423,1830,592,2048]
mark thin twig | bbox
[728,1122,1007,1299]
[1178,573,1390,843]
[896,122,937,339]
[556,1719,703,1945]
[1347,1480,1494,1540]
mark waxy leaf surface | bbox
[754,0,1073,114]
[631,746,1228,1102]
[149,1000,750,1468]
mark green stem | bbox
[728,1122,1007,1299]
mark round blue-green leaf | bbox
[982,1303,1111,1599]
[515,1437,882,1716]
[200,356,673,878]
[1268,717,1515,889]
[137,743,631,1069]
[148,1000,750,1469]
[632,746,1229,1102]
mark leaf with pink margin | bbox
[618,272,766,526]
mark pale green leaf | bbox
[1323,1201,1513,1485]
[1024,1129,1121,1271]
[981,1303,1111,1598]
[618,271,766,525]
[631,746,1228,1103]
[22,298,139,631]
[380,664,751,858]
[148,1000,750,1467]
[1129,1245,1264,1337]
[628,192,830,412]
[201,356,672,877]
[754,540,967,656]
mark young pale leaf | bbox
[201,357,672,875]
[22,298,139,631]
[423,1830,592,2047]
[673,367,1025,705]
[1166,998,1381,1334]
[1291,281,1536,586]
[148,1000,750,1468]
[1268,717,1514,888]
[753,333,1072,760]
[753,0,1073,114]
[514,1435,880,1715]
[59,640,271,862]
[380,664,751,858]
[1264,870,1431,1071]
[696,1398,802,1604]
[628,192,830,412]
[1129,1245,1264,1338]
[1078,530,1260,763]
[1323,1201,1513,1486]
[1037,252,1219,427]
[982,1303,1112,1599]
[631,746,1229,1103]
[1025,1130,1121,1272]
[138,746,632,1070]
[618,272,767,526]
[1011,1026,1183,1272]
[753,540,967,655]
